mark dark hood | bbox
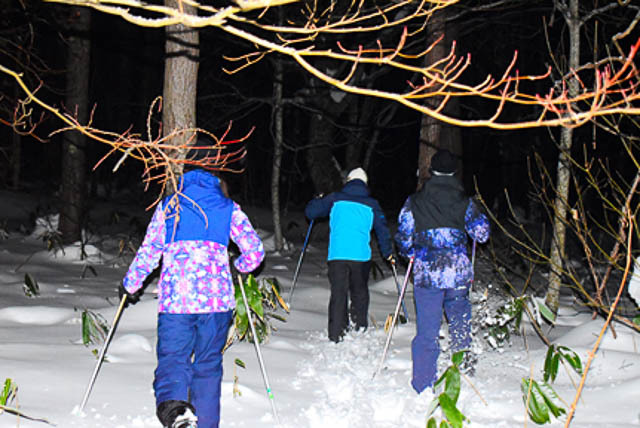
[410,175,468,232]
[341,179,370,197]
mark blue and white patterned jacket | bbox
[395,176,489,289]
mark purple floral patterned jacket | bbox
[123,201,264,314]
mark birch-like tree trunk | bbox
[545,0,581,316]
[59,6,90,244]
[271,55,285,252]
[162,0,198,188]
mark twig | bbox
[0,405,56,426]
[460,372,488,406]
[563,197,636,427]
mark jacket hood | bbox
[181,169,221,190]
[175,169,230,209]
[411,174,467,232]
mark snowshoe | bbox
[157,400,198,428]
[172,408,197,428]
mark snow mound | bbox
[0,306,75,325]
[554,318,640,353]
[109,333,153,354]
[628,255,640,306]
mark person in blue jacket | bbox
[305,167,394,343]
[395,149,490,394]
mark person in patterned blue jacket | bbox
[395,149,490,394]
[305,167,394,343]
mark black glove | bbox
[118,282,141,307]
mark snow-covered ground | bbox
[1,189,639,428]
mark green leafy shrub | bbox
[81,309,109,357]
[426,351,468,428]
[481,295,525,348]
[481,294,557,349]
[1,378,54,425]
[0,378,16,407]
[229,275,288,345]
[522,344,582,424]
[23,273,40,297]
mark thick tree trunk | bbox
[59,6,90,245]
[162,0,199,189]
[305,112,343,195]
[417,10,447,190]
[344,97,364,171]
[546,0,581,316]
[271,56,285,252]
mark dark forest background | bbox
[1,0,638,250]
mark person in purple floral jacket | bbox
[395,149,489,394]
[120,168,264,428]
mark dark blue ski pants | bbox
[411,286,471,394]
[154,311,232,428]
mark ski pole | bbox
[372,256,415,379]
[390,261,410,322]
[79,295,127,412]
[287,219,314,307]
[469,239,477,299]
[237,275,281,426]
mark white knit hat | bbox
[347,167,368,184]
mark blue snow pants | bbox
[411,286,471,394]
[154,311,232,428]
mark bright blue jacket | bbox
[164,170,234,244]
[305,179,393,262]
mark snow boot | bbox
[157,400,198,428]
[172,407,198,428]
[459,351,477,377]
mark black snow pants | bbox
[327,259,371,342]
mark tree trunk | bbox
[162,0,199,189]
[271,55,285,252]
[545,0,581,316]
[417,10,447,190]
[59,6,90,245]
[305,112,343,194]
[344,97,364,172]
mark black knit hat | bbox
[430,149,457,174]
